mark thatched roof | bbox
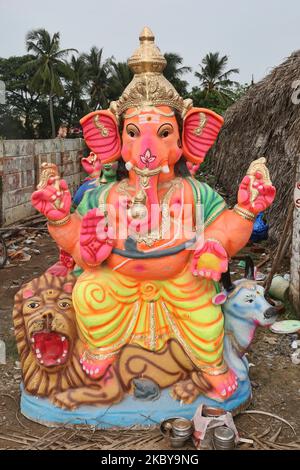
[209,51,300,242]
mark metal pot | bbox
[172,418,193,438]
[213,426,236,450]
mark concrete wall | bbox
[290,157,300,313]
[0,138,84,226]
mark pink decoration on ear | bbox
[23,289,34,299]
[80,111,121,163]
[212,292,227,305]
[63,283,73,294]
[183,108,223,164]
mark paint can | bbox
[213,426,236,450]
[268,275,289,301]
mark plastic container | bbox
[268,275,289,301]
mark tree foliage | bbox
[0,29,248,139]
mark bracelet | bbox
[233,204,256,222]
[200,360,228,376]
[47,214,71,226]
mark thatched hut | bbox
[209,51,300,311]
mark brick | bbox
[3,202,36,225]
[1,138,84,225]
[3,155,35,174]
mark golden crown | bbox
[109,27,193,119]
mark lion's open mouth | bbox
[31,331,69,367]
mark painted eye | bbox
[28,302,40,309]
[59,301,71,309]
[158,124,173,138]
[246,299,254,303]
[126,124,140,138]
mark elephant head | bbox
[81,152,102,177]
[80,27,223,232]
[80,106,222,224]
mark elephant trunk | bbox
[129,142,166,233]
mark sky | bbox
[0,0,300,88]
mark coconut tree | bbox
[107,60,133,101]
[83,47,112,110]
[163,53,191,96]
[24,29,77,137]
[0,55,42,137]
[195,52,239,102]
[66,54,89,127]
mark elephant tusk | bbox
[161,165,170,174]
[125,161,134,170]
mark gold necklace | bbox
[117,178,183,247]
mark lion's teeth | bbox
[36,348,40,354]
[37,354,42,359]
[57,359,61,364]
[63,350,67,354]
[61,337,66,342]
[31,338,35,343]
[40,360,43,364]
[90,370,94,375]
[95,368,99,374]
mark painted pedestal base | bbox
[21,380,251,429]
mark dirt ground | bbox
[0,234,300,450]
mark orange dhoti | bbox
[72,266,224,369]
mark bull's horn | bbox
[221,270,235,292]
[244,256,255,280]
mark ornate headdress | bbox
[109,27,193,120]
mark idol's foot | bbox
[170,372,211,404]
[80,353,114,379]
[202,368,238,401]
[170,379,200,404]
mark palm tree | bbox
[107,60,133,101]
[195,52,239,102]
[163,53,191,96]
[24,29,77,137]
[66,55,89,127]
[83,47,112,110]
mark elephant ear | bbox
[182,108,224,164]
[80,110,121,163]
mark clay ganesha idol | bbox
[19,28,275,414]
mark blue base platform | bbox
[21,379,252,429]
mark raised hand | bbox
[238,157,276,215]
[238,171,276,214]
[81,152,102,176]
[191,239,228,282]
[31,175,71,221]
[80,208,114,266]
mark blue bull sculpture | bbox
[214,258,279,382]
